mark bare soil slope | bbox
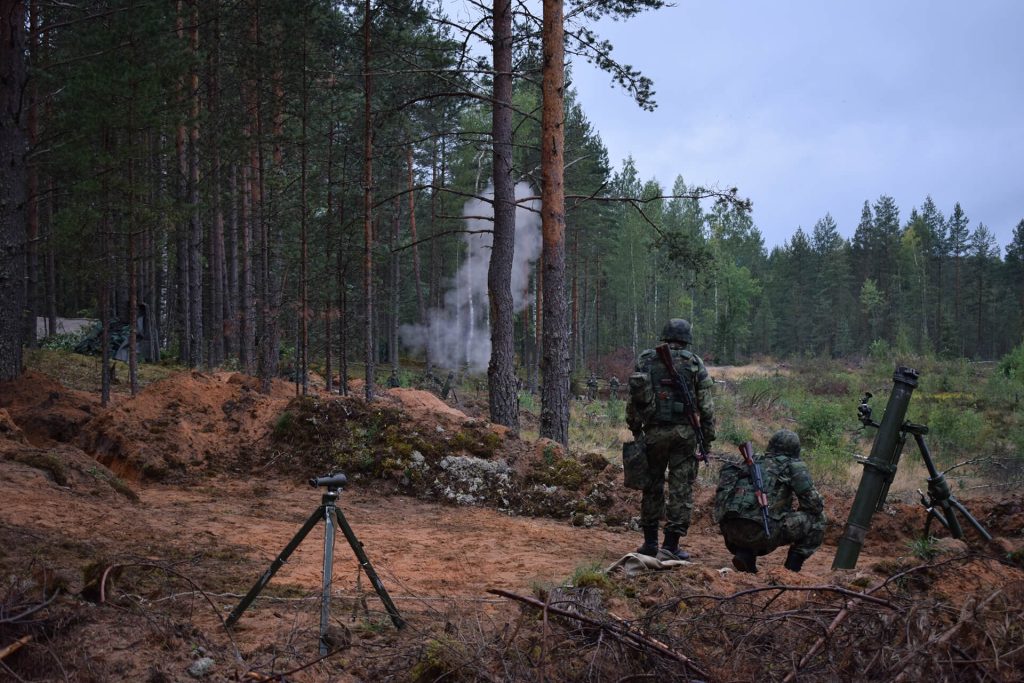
[1,369,1022,682]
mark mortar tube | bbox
[832,366,920,570]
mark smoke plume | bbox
[400,182,541,373]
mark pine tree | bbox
[0,0,28,380]
[1005,219,1024,344]
[947,202,971,354]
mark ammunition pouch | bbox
[654,380,689,424]
[622,439,648,490]
[648,348,696,426]
[628,372,655,422]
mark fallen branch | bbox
[488,588,711,680]
[0,591,60,624]
[670,584,897,611]
[783,556,971,682]
[0,635,32,661]
[890,588,1004,683]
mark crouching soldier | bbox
[713,429,826,573]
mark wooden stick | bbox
[0,635,32,661]
[488,588,711,680]
[783,557,968,682]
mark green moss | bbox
[528,454,586,489]
[409,637,467,682]
[11,450,68,486]
[568,562,612,591]
[271,411,296,441]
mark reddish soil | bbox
[1,369,1021,682]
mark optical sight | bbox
[309,473,348,489]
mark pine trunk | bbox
[408,147,425,331]
[540,0,569,444]
[488,0,519,429]
[362,0,376,401]
[0,0,28,380]
[188,0,203,367]
[390,199,400,374]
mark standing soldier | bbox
[586,374,598,401]
[440,371,456,401]
[626,318,715,560]
[608,375,620,400]
[713,429,826,573]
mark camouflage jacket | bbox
[713,452,824,524]
[626,344,715,441]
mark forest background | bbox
[2,0,1023,441]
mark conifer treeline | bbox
[18,0,1024,392]
[590,177,1024,364]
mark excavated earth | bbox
[0,368,1022,681]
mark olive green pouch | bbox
[622,439,648,490]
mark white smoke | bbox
[401,182,541,373]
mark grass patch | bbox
[907,536,938,561]
[567,562,613,591]
[25,348,180,392]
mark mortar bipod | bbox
[909,427,992,542]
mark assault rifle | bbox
[654,343,709,463]
[739,441,771,537]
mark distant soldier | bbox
[440,371,456,400]
[586,374,598,401]
[713,429,826,573]
[626,318,715,560]
[387,371,401,388]
[608,375,620,400]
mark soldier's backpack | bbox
[713,456,781,524]
[646,347,699,426]
[627,371,655,424]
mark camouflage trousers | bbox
[640,427,699,536]
[719,511,826,560]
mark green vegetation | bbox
[907,536,939,561]
[25,348,180,392]
[567,562,613,591]
[545,351,1022,493]
[409,637,468,682]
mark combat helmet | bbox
[767,429,801,457]
[660,318,693,344]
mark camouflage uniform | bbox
[713,429,826,571]
[626,322,715,556]
[608,376,620,400]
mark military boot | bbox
[732,548,758,573]
[660,531,690,560]
[636,526,659,557]
[784,549,806,572]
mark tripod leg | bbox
[938,500,965,539]
[950,498,994,542]
[226,505,325,628]
[332,507,405,629]
[319,503,337,656]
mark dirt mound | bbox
[0,408,26,444]
[262,394,629,524]
[77,371,291,482]
[0,370,100,445]
[380,387,472,429]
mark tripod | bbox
[859,394,992,543]
[225,473,404,654]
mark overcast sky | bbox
[566,0,1024,251]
